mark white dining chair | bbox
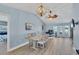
[37,35,48,48]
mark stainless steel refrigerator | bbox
[73,21,79,54]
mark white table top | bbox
[29,35,42,41]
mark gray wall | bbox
[0,4,43,49]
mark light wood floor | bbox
[0,42,7,55]
[7,38,77,55]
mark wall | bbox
[0,4,43,50]
[72,4,79,21]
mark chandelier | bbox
[36,4,58,20]
[37,4,46,16]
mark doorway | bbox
[0,12,9,54]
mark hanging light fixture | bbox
[48,10,58,20]
[37,4,46,16]
[36,4,58,20]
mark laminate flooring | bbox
[8,38,77,55]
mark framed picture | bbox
[25,22,32,30]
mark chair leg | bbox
[44,42,47,47]
[37,43,40,48]
[29,40,33,47]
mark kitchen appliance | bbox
[72,19,79,54]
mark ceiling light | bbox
[36,4,58,20]
[48,10,58,20]
[37,4,46,16]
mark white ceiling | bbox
[2,3,73,24]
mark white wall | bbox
[72,4,79,21]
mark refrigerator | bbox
[73,22,79,54]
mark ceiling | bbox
[2,3,73,24]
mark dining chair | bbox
[26,33,33,47]
[36,35,49,48]
[27,33,36,47]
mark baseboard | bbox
[7,42,29,52]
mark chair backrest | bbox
[27,33,32,38]
[27,32,36,39]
